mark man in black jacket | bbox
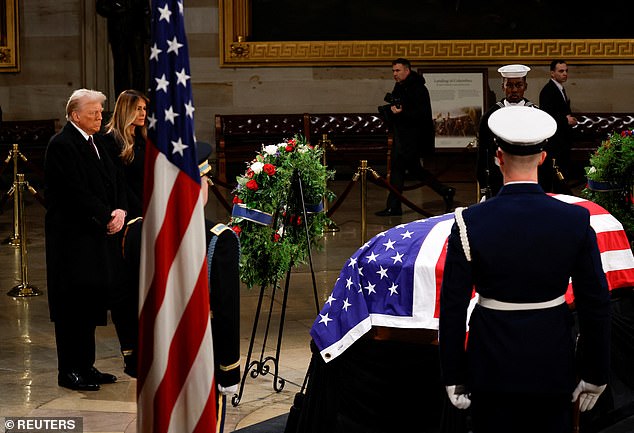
[376,58,455,216]
[45,88,128,391]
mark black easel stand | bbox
[232,170,321,406]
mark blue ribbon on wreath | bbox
[231,204,274,226]
[305,202,324,214]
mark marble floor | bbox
[0,160,480,432]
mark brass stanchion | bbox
[3,143,42,246]
[9,144,26,246]
[7,174,41,297]
[319,133,339,232]
[359,160,368,243]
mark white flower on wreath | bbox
[250,161,264,174]
[277,142,287,149]
[263,144,279,156]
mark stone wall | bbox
[1,0,634,149]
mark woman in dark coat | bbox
[99,89,150,377]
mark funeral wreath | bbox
[229,135,335,288]
[583,129,634,241]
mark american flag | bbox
[310,194,634,362]
[137,1,217,432]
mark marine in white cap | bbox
[476,64,538,198]
[440,104,611,433]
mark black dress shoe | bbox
[123,354,138,378]
[124,365,138,379]
[443,187,456,212]
[375,208,403,217]
[58,371,100,391]
[85,367,117,384]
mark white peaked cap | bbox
[497,64,531,78]
[488,106,557,155]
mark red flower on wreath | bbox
[273,233,281,242]
[285,144,294,152]
[246,179,258,191]
[263,163,276,176]
[233,196,243,204]
[246,168,254,179]
[231,225,242,236]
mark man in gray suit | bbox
[439,106,610,433]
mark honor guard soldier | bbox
[197,142,241,433]
[440,106,611,433]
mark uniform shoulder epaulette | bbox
[210,223,231,237]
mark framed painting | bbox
[219,0,634,67]
[0,0,19,72]
[420,68,487,149]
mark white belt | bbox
[477,294,566,311]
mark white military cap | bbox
[497,64,531,78]
[488,106,557,155]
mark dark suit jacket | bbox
[539,79,573,160]
[439,183,610,393]
[206,220,241,388]
[44,122,127,323]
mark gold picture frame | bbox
[0,0,19,72]
[219,0,634,67]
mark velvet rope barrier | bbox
[205,176,232,213]
[325,172,359,218]
[367,170,436,218]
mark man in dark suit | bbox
[539,59,578,192]
[476,64,537,199]
[440,106,610,433]
[45,88,128,391]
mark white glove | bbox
[571,380,606,412]
[446,385,471,410]
[217,383,238,396]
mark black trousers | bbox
[110,294,138,354]
[386,152,448,211]
[108,17,148,96]
[470,392,572,433]
[54,321,96,373]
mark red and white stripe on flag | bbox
[551,194,634,302]
[137,145,216,433]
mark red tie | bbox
[88,136,100,159]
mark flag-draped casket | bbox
[310,194,634,362]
